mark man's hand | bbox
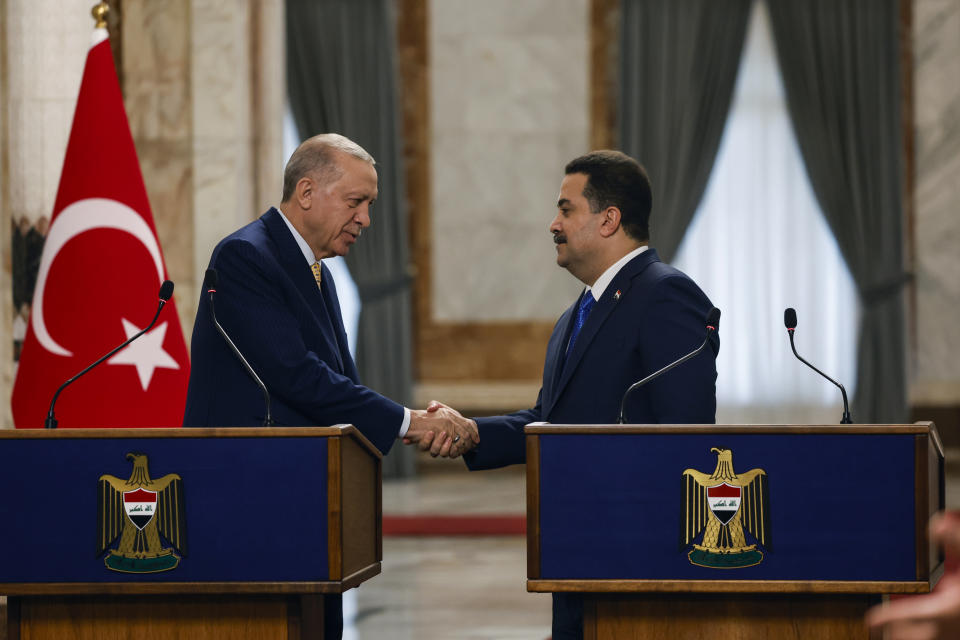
[403,400,478,459]
[866,511,960,639]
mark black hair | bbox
[564,150,652,241]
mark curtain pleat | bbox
[767,0,907,423]
[619,0,752,262]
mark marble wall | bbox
[913,0,960,406]
[429,0,588,322]
[0,0,284,427]
[0,0,93,426]
[123,0,284,348]
[122,0,196,340]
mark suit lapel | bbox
[262,208,346,373]
[542,298,580,410]
[544,249,660,417]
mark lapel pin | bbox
[614,289,622,300]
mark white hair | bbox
[281,133,375,202]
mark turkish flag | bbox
[11,29,190,428]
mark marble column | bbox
[122,0,196,344]
[0,0,93,427]
[123,0,284,350]
[912,0,960,409]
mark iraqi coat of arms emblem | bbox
[97,453,187,573]
[680,447,771,568]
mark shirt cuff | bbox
[398,406,411,438]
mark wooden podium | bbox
[0,426,381,640]
[525,422,944,640]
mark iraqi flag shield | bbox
[707,483,741,525]
[123,488,157,530]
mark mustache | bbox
[553,233,566,244]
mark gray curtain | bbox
[286,0,415,475]
[619,0,752,262]
[767,0,907,423]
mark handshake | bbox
[403,401,479,459]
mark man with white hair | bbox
[184,133,476,638]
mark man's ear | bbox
[598,206,622,238]
[295,176,314,210]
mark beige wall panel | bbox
[190,0,284,327]
[123,0,196,347]
[123,0,283,343]
[429,0,588,323]
[250,0,285,215]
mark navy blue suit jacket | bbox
[466,248,718,471]
[182,207,403,455]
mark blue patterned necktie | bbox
[566,292,596,356]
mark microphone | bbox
[45,280,176,429]
[204,269,274,426]
[783,307,852,424]
[618,307,720,424]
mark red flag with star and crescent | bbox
[11,27,190,428]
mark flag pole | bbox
[92,2,108,28]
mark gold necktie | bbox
[311,261,323,288]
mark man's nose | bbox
[356,205,371,228]
[549,213,562,235]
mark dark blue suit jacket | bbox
[182,207,403,455]
[466,248,718,471]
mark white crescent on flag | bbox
[31,197,166,357]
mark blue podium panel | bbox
[0,435,328,583]
[538,432,917,582]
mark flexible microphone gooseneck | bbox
[783,307,852,424]
[204,269,273,426]
[45,280,175,429]
[617,307,720,424]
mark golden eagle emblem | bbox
[97,453,187,573]
[680,447,771,568]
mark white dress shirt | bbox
[583,244,649,303]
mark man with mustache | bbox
[184,133,477,638]
[421,150,718,639]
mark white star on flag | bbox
[107,319,180,390]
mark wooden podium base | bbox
[584,593,883,640]
[6,594,328,640]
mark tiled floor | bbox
[345,537,551,639]
[380,462,528,515]
[347,463,551,639]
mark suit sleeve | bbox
[635,275,718,424]
[213,239,404,453]
[462,391,543,471]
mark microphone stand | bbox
[45,285,172,429]
[787,328,852,424]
